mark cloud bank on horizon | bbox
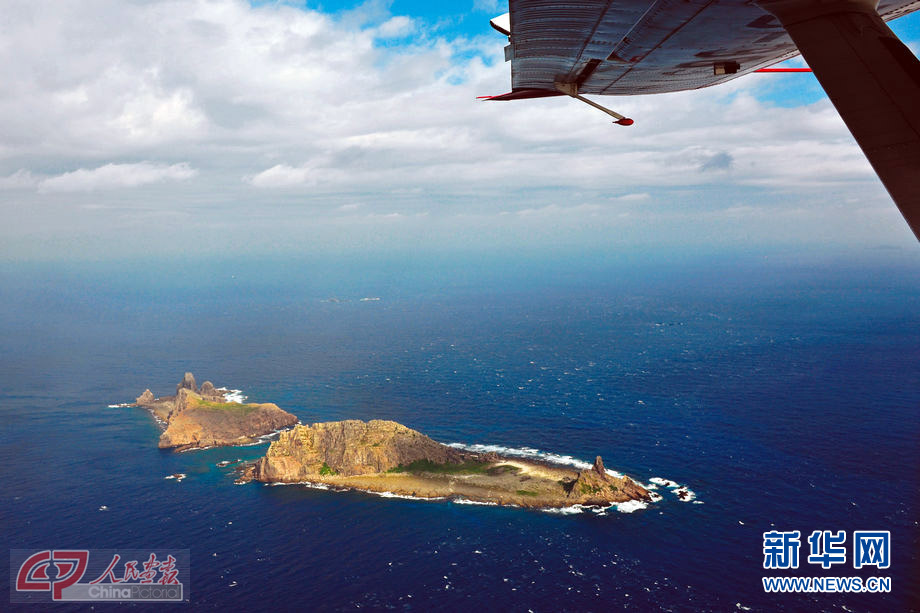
[1,0,918,259]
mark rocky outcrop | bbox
[134,373,298,451]
[174,387,195,412]
[176,372,197,394]
[593,455,605,473]
[158,391,297,451]
[253,420,466,481]
[566,455,651,505]
[134,387,178,422]
[199,381,222,400]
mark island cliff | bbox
[242,419,651,509]
[251,419,467,480]
[135,373,298,451]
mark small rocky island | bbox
[135,373,298,451]
[238,419,651,509]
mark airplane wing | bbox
[489,0,920,240]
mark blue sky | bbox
[1,0,918,261]
[311,0,920,106]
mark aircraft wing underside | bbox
[496,0,920,241]
[505,0,919,96]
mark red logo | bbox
[16,550,89,600]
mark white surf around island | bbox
[215,387,247,403]
[452,498,499,506]
[269,481,331,491]
[541,505,588,515]
[649,477,698,502]
[541,499,650,516]
[371,491,446,501]
[234,424,297,448]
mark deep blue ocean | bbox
[1,249,918,611]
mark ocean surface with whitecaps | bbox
[1,250,918,611]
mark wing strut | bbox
[554,82,634,126]
[757,0,920,240]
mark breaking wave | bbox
[542,505,588,515]
[452,498,499,506]
[269,481,331,490]
[612,499,648,513]
[216,388,247,403]
[369,490,446,501]
[541,500,649,515]
[649,477,698,502]
[235,426,293,447]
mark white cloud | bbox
[37,162,197,193]
[375,16,415,38]
[247,164,314,188]
[513,203,602,217]
[110,85,207,144]
[0,170,38,190]
[612,193,651,202]
[0,0,913,257]
[472,0,503,14]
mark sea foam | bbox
[216,388,247,404]
[612,500,648,513]
[541,505,588,515]
[649,477,699,502]
[370,490,445,501]
[452,498,499,506]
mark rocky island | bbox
[135,373,298,451]
[130,375,651,510]
[238,419,651,509]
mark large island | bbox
[134,374,651,509]
[135,373,298,451]
[239,419,651,509]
